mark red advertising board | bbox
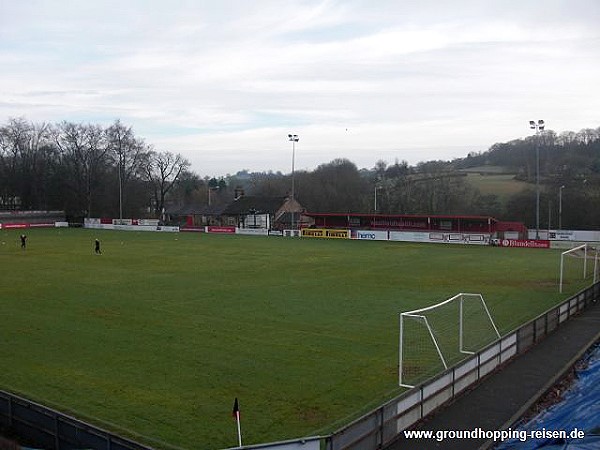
[497,239,550,249]
[207,226,236,234]
[0,223,30,229]
[0,222,55,229]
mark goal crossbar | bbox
[401,293,500,346]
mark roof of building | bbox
[276,211,304,224]
[304,212,498,222]
[221,196,289,215]
[166,203,226,216]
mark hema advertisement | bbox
[352,230,389,241]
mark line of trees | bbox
[237,158,499,216]
[0,118,190,220]
[2,117,599,230]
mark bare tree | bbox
[0,118,28,208]
[576,128,599,145]
[106,120,149,219]
[557,131,578,147]
[143,150,190,220]
[53,122,110,217]
[0,118,54,209]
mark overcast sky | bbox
[1,0,599,176]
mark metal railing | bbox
[0,390,153,450]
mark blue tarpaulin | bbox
[496,343,600,449]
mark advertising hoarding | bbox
[301,228,350,239]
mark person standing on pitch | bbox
[94,239,102,255]
[20,234,27,250]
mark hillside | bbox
[446,128,600,228]
[463,172,530,204]
[452,129,600,182]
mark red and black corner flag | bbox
[232,397,240,419]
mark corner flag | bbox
[232,397,242,447]
[232,397,240,419]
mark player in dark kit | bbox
[20,234,27,250]
[94,239,102,254]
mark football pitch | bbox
[0,228,588,449]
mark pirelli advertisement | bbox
[301,228,350,239]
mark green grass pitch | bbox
[0,228,588,448]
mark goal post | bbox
[399,293,501,388]
[559,243,600,293]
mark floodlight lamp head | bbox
[538,119,545,130]
[529,120,536,128]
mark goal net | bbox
[559,244,600,293]
[399,293,501,388]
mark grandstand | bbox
[304,213,528,238]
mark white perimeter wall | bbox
[83,217,600,245]
[84,223,179,232]
[542,229,600,242]
[389,231,490,245]
[237,228,269,236]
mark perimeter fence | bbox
[0,390,152,450]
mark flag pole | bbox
[232,397,242,447]
[236,412,242,447]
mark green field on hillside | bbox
[465,172,531,201]
[0,229,588,449]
